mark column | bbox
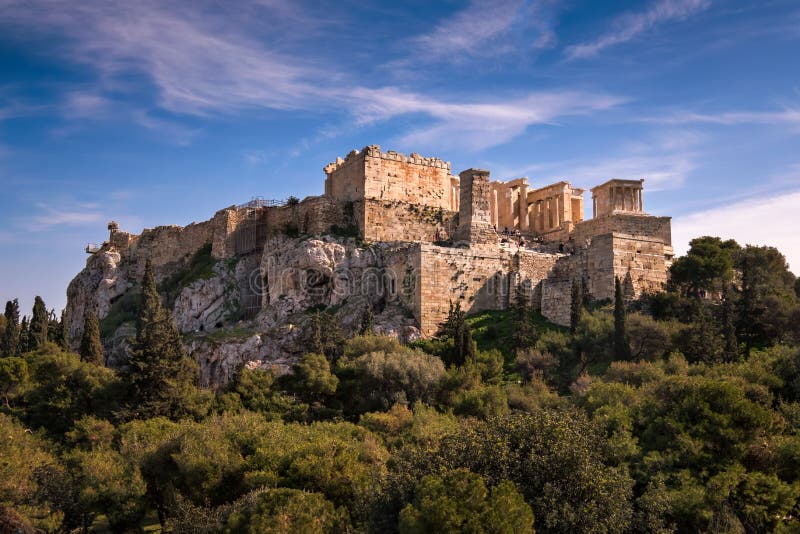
[492,189,499,227]
[638,189,643,211]
[537,200,543,232]
[518,185,528,232]
[555,195,562,228]
[593,196,597,219]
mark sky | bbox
[1,0,799,315]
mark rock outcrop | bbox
[67,233,419,385]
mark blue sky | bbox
[1,0,799,315]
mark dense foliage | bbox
[2,235,800,532]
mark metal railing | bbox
[85,243,102,254]
[236,197,287,210]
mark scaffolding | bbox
[236,197,287,210]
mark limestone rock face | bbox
[260,235,385,320]
[186,326,299,386]
[66,250,130,347]
[66,233,420,386]
[173,264,239,333]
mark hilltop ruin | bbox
[67,145,673,383]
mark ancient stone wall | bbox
[414,244,562,336]
[571,213,672,247]
[325,145,457,210]
[455,169,498,245]
[360,199,458,243]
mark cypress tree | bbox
[438,301,474,366]
[29,296,48,351]
[2,299,20,356]
[18,316,30,353]
[360,302,375,336]
[581,276,592,309]
[58,309,69,351]
[79,310,104,365]
[125,260,199,419]
[570,279,583,334]
[721,284,738,362]
[310,311,324,355]
[614,277,631,360]
[47,308,61,344]
[511,287,537,349]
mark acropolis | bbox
[68,145,673,380]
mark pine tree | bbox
[570,279,583,334]
[614,277,631,360]
[125,260,199,419]
[360,302,375,336]
[18,316,30,353]
[29,296,49,351]
[2,299,20,356]
[80,310,104,365]
[721,284,738,362]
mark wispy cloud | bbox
[412,0,528,58]
[61,91,114,120]
[565,0,711,59]
[350,88,624,150]
[0,1,329,115]
[131,111,200,146]
[673,189,800,273]
[642,108,800,126]
[404,0,560,64]
[28,201,106,231]
[494,129,703,192]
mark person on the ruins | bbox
[559,242,565,252]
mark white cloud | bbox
[0,0,623,152]
[61,91,114,119]
[498,129,703,191]
[28,202,106,231]
[673,190,800,274]
[643,108,800,126]
[565,0,710,59]
[0,1,329,115]
[411,0,523,58]
[350,87,624,150]
[131,111,200,146]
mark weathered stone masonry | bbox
[74,144,673,344]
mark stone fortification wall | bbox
[325,145,457,210]
[571,213,672,247]
[414,244,561,336]
[265,196,349,236]
[360,199,458,243]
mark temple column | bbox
[537,200,543,231]
[492,189,498,227]
[555,195,562,228]
[518,185,528,232]
[638,189,643,211]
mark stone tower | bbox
[455,168,499,245]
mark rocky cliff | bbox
[67,232,419,386]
